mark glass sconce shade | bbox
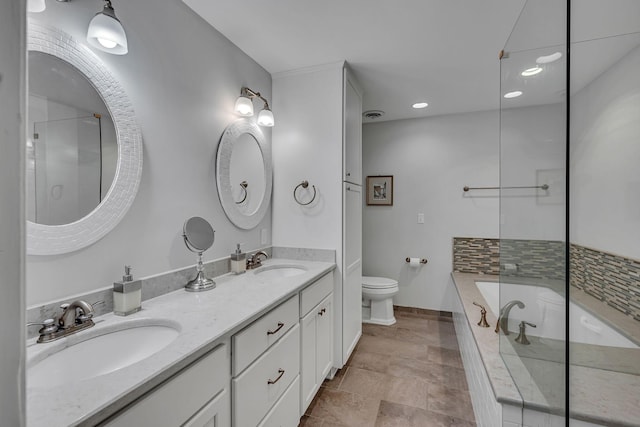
[87,4,128,55]
[257,108,275,127]
[27,0,46,13]
[234,96,254,117]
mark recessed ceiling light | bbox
[504,91,523,99]
[536,52,562,64]
[521,66,543,77]
[412,102,429,109]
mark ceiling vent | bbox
[363,110,385,119]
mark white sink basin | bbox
[254,265,307,280]
[27,319,180,388]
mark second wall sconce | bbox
[234,87,275,127]
[86,0,128,55]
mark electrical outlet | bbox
[417,213,425,224]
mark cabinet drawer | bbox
[233,324,300,427]
[233,295,299,375]
[103,342,229,427]
[300,273,333,317]
[257,375,300,427]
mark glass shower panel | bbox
[499,0,567,423]
[569,0,640,424]
[30,115,102,225]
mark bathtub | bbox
[476,281,638,349]
[451,273,640,426]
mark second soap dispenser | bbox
[230,244,246,274]
[113,265,142,316]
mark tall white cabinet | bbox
[342,67,363,363]
[272,61,364,369]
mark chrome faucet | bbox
[60,300,95,328]
[28,300,99,343]
[246,250,268,269]
[495,300,524,335]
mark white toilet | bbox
[362,276,399,326]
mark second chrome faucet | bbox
[246,250,269,270]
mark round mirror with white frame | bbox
[26,21,142,255]
[216,119,272,229]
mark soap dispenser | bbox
[113,265,142,316]
[230,244,246,274]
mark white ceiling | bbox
[183,0,526,122]
[182,0,640,123]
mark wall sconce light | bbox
[234,87,275,127]
[86,0,128,55]
[27,0,46,13]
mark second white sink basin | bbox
[27,319,181,388]
[254,265,307,280]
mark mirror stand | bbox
[185,252,215,292]
[182,216,216,292]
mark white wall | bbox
[0,0,26,424]
[362,111,499,311]
[27,0,272,305]
[571,45,640,259]
[271,63,344,251]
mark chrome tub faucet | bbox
[495,300,525,335]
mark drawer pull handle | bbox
[318,308,326,316]
[267,369,285,385]
[267,322,284,335]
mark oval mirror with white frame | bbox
[26,21,142,255]
[216,119,272,229]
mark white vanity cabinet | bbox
[300,273,334,415]
[232,295,301,427]
[102,341,230,427]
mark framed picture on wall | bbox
[366,175,393,206]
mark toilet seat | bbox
[362,276,398,290]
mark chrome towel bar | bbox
[463,184,549,192]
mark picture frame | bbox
[366,175,393,206]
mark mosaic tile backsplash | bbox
[452,237,565,281]
[571,244,640,322]
[452,237,500,275]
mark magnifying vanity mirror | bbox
[182,217,216,292]
[216,119,272,230]
[26,21,142,255]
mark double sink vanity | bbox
[27,259,336,427]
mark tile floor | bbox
[300,309,477,427]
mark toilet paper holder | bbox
[405,257,428,264]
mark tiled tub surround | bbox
[453,237,640,326]
[451,272,640,426]
[26,246,334,339]
[26,258,335,427]
[571,244,640,322]
[452,237,565,281]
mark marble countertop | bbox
[452,272,640,427]
[26,259,335,427]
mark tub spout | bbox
[495,300,525,335]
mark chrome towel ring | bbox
[294,180,317,206]
[235,181,248,204]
